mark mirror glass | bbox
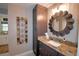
[52,17,67,31]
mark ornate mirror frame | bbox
[49,11,74,36]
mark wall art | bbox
[16,17,28,44]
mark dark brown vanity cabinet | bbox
[38,41,64,56]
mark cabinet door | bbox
[57,52,64,56]
[37,5,48,36]
[47,47,58,56]
[39,41,58,56]
[33,4,48,56]
[39,41,48,56]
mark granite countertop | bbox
[38,36,77,56]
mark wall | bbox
[8,4,33,55]
[67,3,79,56]
[47,3,78,44]
[68,4,79,56]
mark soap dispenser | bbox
[45,32,49,39]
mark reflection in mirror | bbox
[52,17,67,31]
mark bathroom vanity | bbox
[38,36,77,56]
[33,4,77,56]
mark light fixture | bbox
[52,4,69,15]
[59,4,68,11]
[52,8,59,15]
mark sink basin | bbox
[47,41,61,47]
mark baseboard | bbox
[15,50,35,56]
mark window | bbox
[0,17,8,35]
[2,24,8,32]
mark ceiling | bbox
[0,3,62,14]
[13,3,57,9]
[39,3,62,8]
[12,3,55,9]
[39,3,55,8]
[0,3,36,15]
[8,3,61,9]
[0,3,36,9]
[0,3,62,9]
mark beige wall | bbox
[68,4,79,56]
[8,4,33,55]
[67,3,79,56]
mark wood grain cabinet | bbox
[33,4,48,56]
[38,41,64,56]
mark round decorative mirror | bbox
[49,11,74,36]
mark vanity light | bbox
[59,4,69,11]
[52,8,59,15]
[52,4,69,15]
